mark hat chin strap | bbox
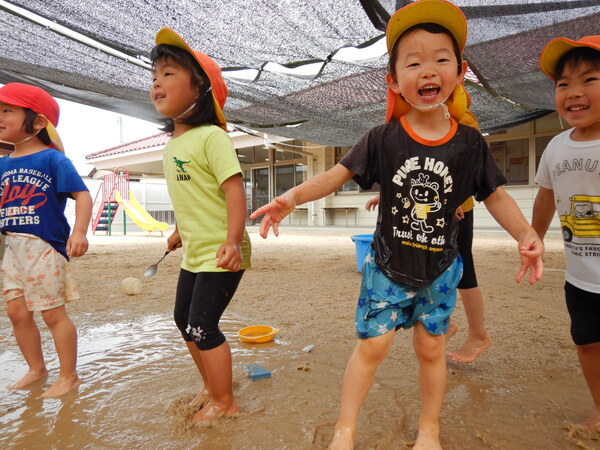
[401,94,451,119]
[7,129,42,146]
[174,86,212,120]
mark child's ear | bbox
[33,114,48,132]
[458,60,468,80]
[386,72,402,95]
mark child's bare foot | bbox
[583,407,600,432]
[414,428,442,449]
[448,336,492,363]
[38,373,80,399]
[328,426,355,449]
[189,388,211,407]
[8,368,48,389]
[191,398,238,423]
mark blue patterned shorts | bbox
[355,246,463,339]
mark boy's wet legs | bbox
[40,305,79,398]
[329,330,395,449]
[6,296,48,389]
[192,340,238,422]
[577,342,600,431]
[448,286,492,363]
[413,321,447,450]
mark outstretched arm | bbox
[483,187,544,284]
[531,187,556,241]
[250,163,355,238]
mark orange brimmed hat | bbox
[539,35,600,80]
[385,0,469,123]
[155,28,228,130]
[0,83,63,152]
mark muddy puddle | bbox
[1,232,599,449]
[1,312,598,449]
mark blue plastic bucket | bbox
[350,234,374,272]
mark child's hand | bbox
[167,229,182,252]
[216,240,242,271]
[249,195,296,238]
[516,231,544,285]
[365,195,380,211]
[66,230,89,257]
[455,206,464,221]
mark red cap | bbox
[0,83,63,151]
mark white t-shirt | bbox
[535,129,600,293]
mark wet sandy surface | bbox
[1,227,599,449]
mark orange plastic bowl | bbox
[238,325,280,343]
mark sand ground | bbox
[0,226,599,449]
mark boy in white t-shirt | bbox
[533,35,600,431]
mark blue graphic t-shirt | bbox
[0,149,88,260]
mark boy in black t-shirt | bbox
[250,0,543,448]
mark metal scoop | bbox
[144,251,170,278]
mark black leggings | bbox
[174,269,244,350]
[457,209,478,289]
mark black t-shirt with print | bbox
[340,117,506,288]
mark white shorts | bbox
[2,232,80,311]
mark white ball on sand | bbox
[121,277,143,295]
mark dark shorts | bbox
[174,269,244,350]
[565,281,600,346]
[457,209,478,289]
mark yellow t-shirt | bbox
[163,125,251,272]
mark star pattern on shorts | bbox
[391,206,398,215]
[375,301,387,309]
[402,215,410,223]
[438,283,450,295]
[417,296,429,306]
[377,324,389,334]
[436,218,445,228]
[406,289,417,298]
[396,193,403,199]
[390,311,398,321]
[427,322,439,333]
[438,302,451,311]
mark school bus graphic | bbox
[559,195,600,242]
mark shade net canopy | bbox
[1,0,598,146]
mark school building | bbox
[85,112,568,238]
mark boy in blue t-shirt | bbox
[0,83,92,398]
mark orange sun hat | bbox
[155,28,228,130]
[385,0,469,123]
[539,35,600,80]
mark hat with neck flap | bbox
[385,0,470,123]
[155,28,228,131]
[0,83,64,152]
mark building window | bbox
[489,139,529,185]
[275,163,306,196]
